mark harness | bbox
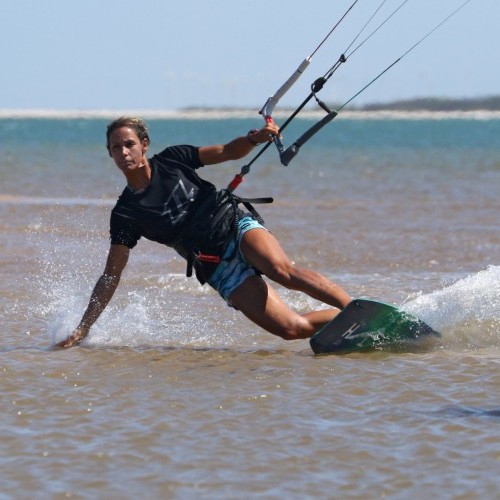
[183,189,273,284]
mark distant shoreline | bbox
[1,110,500,121]
[2,96,500,120]
[357,95,500,112]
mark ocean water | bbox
[1,112,499,498]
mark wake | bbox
[402,265,500,350]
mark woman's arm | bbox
[55,244,130,348]
[199,121,279,165]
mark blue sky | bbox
[2,0,497,111]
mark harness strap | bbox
[185,191,273,280]
[196,253,221,263]
[186,254,194,277]
[234,195,273,225]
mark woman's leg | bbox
[240,228,352,310]
[229,274,339,340]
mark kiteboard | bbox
[310,299,440,354]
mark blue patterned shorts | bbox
[207,216,267,304]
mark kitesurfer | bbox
[56,116,351,348]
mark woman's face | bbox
[108,126,149,174]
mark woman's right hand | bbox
[55,327,88,349]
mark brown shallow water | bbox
[0,116,499,497]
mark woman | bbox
[57,117,351,348]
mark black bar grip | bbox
[280,144,300,166]
[279,110,338,166]
[295,110,338,147]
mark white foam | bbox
[403,266,500,348]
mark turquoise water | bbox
[1,114,499,497]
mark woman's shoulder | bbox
[152,144,203,168]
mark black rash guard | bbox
[110,144,218,258]
[109,144,268,284]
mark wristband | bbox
[246,129,261,146]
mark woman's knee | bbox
[274,315,314,340]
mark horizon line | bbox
[1,108,500,121]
